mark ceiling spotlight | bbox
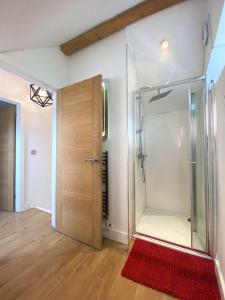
[161,39,169,51]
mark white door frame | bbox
[0,97,24,212]
[51,94,57,227]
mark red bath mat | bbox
[122,239,221,300]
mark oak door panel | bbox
[57,75,103,249]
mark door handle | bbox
[84,158,100,163]
[186,161,197,164]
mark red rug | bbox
[121,239,221,300]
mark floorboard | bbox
[0,209,176,300]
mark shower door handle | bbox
[84,158,100,163]
[186,161,197,164]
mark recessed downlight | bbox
[161,39,169,50]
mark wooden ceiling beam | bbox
[61,0,186,56]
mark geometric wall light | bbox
[30,84,53,107]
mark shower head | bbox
[148,89,173,103]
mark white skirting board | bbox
[20,201,33,212]
[215,259,225,300]
[35,206,52,214]
[103,226,129,245]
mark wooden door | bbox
[0,104,16,211]
[56,75,103,249]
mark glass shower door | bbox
[133,77,207,252]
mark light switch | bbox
[31,150,37,155]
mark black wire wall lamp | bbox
[30,84,53,107]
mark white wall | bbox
[0,47,69,89]
[204,1,225,296]
[214,67,225,299]
[68,31,129,244]
[0,69,52,212]
[25,103,52,212]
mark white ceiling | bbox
[0,0,143,52]
[127,0,207,88]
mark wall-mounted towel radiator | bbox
[102,151,111,230]
[102,151,108,220]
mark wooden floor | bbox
[0,209,176,300]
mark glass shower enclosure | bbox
[134,76,207,252]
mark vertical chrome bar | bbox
[188,87,194,248]
[188,86,198,248]
[206,81,218,257]
[203,79,210,254]
[192,92,197,233]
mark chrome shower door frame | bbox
[128,75,215,255]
